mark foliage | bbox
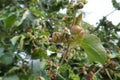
[112,0,120,10]
[0,0,120,80]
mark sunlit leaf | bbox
[17,10,33,27]
[70,74,80,80]
[22,10,31,21]
[81,34,107,63]
[10,36,20,45]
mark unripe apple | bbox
[70,25,85,46]
[70,25,83,34]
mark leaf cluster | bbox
[0,0,120,80]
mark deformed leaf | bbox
[10,36,20,45]
[81,34,107,64]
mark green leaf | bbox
[31,9,45,17]
[10,36,20,45]
[17,10,32,27]
[0,54,13,65]
[6,67,20,75]
[93,74,98,80]
[38,48,47,59]
[40,31,50,37]
[58,64,71,79]
[81,34,107,64]
[28,75,38,80]
[3,75,19,80]
[70,74,80,80]
[4,13,17,29]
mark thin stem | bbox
[55,43,70,75]
[105,9,116,17]
[94,67,103,75]
[59,43,70,66]
[57,73,66,80]
[90,23,101,33]
[105,68,113,80]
